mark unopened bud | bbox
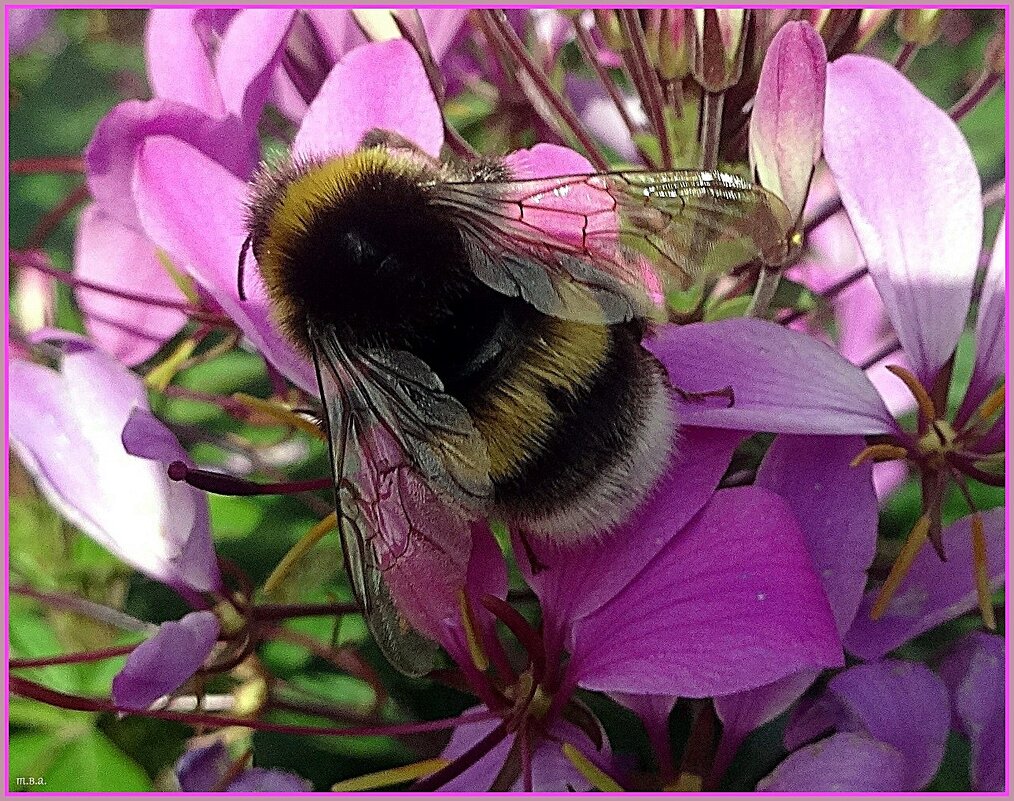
[855,9,893,50]
[691,9,749,92]
[594,9,625,52]
[658,8,692,80]
[897,9,945,47]
[984,30,1004,75]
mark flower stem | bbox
[950,71,1001,122]
[699,91,725,170]
[24,183,89,250]
[11,643,138,669]
[11,156,84,174]
[12,585,157,634]
[618,9,673,168]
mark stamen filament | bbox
[458,590,490,672]
[851,444,909,467]
[264,512,339,595]
[971,514,997,631]
[167,462,332,497]
[145,337,198,391]
[977,382,1005,422]
[562,743,624,792]
[331,758,451,792]
[232,393,326,441]
[871,514,931,620]
[886,365,937,426]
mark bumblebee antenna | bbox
[237,234,252,302]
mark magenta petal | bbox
[939,633,1004,791]
[227,769,312,793]
[215,10,296,128]
[292,39,443,160]
[844,508,1005,660]
[758,732,909,792]
[417,9,470,60]
[131,136,317,393]
[749,21,826,219]
[517,427,743,651]
[145,10,227,116]
[824,55,982,385]
[571,486,842,696]
[716,670,822,752]
[648,319,895,434]
[792,660,949,789]
[74,204,188,365]
[112,611,220,710]
[757,435,876,632]
[85,99,254,230]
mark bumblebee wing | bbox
[429,170,795,323]
[310,325,489,676]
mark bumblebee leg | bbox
[516,527,548,576]
[671,383,735,409]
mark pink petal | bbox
[112,611,220,709]
[292,39,443,160]
[648,318,896,434]
[215,10,296,128]
[824,55,983,385]
[749,21,826,219]
[715,435,877,742]
[304,8,368,63]
[145,10,228,116]
[517,427,743,655]
[758,732,909,792]
[74,204,188,366]
[570,486,843,696]
[131,136,317,393]
[85,99,254,231]
[417,9,471,60]
[844,508,1005,661]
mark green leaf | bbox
[705,295,752,321]
[36,729,153,792]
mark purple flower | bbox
[760,660,950,791]
[938,632,1004,791]
[9,337,220,595]
[427,427,842,791]
[176,741,311,792]
[112,611,220,710]
[9,9,52,54]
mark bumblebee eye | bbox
[237,233,254,302]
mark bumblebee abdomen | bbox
[472,317,675,540]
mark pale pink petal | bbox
[85,99,254,230]
[750,21,826,219]
[961,212,1006,419]
[74,204,188,366]
[824,55,983,385]
[215,10,296,128]
[131,136,317,393]
[145,9,229,115]
[292,39,443,160]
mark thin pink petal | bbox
[824,55,982,384]
[74,204,188,366]
[132,136,317,393]
[963,212,1007,416]
[292,39,443,160]
[215,10,296,128]
[145,10,228,115]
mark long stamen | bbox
[970,514,997,631]
[331,758,451,792]
[167,462,332,497]
[232,393,326,441]
[263,512,339,595]
[458,590,490,672]
[481,595,546,680]
[562,742,624,792]
[413,720,511,791]
[851,443,910,467]
[886,365,937,427]
[870,514,931,620]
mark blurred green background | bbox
[7,8,1006,793]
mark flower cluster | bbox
[9,8,1005,793]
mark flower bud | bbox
[658,8,692,81]
[593,9,625,52]
[897,9,945,47]
[691,9,749,92]
[854,9,893,50]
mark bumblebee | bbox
[242,130,794,675]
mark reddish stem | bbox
[11,643,138,669]
[11,156,85,174]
